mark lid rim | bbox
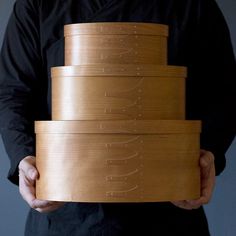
[51,65,187,78]
[35,120,201,134]
[64,23,169,37]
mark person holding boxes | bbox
[0,0,235,235]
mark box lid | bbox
[64,23,168,37]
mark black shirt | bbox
[0,0,235,235]
[0,0,235,185]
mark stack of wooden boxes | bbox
[35,23,201,202]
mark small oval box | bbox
[64,23,168,65]
[35,120,201,202]
[51,64,187,120]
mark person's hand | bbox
[18,155,64,213]
[171,149,216,210]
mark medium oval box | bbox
[64,23,168,65]
[35,120,201,202]
[51,65,186,120]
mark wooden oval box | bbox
[35,120,201,202]
[51,65,186,120]
[64,23,168,65]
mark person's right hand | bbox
[18,155,64,213]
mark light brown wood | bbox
[35,120,201,134]
[51,65,186,120]
[35,22,202,203]
[65,36,167,65]
[51,64,187,77]
[64,23,168,65]
[35,120,200,202]
[64,22,169,36]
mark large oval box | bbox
[35,120,201,202]
[64,23,168,65]
[51,65,186,120]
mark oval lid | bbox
[51,65,187,78]
[64,23,168,37]
[35,120,201,134]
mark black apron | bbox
[3,0,235,235]
[25,202,209,236]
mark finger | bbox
[171,151,216,210]
[200,151,213,168]
[18,157,62,210]
[171,200,198,210]
[19,177,37,208]
[201,170,215,203]
[35,202,65,213]
[185,197,208,208]
[19,169,36,202]
[20,185,58,209]
[185,152,215,208]
[18,156,38,203]
[19,156,39,181]
[19,170,53,209]
[199,151,215,203]
[31,200,60,209]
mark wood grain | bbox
[65,36,167,65]
[64,23,168,65]
[51,65,186,120]
[35,120,201,134]
[51,64,187,77]
[35,22,201,203]
[35,120,200,202]
[64,22,169,36]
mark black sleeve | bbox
[186,0,236,175]
[0,0,42,185]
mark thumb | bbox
[19,156,38,181]
[200,150,214,168]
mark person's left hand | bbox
[171,149,216,210]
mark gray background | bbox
[0,0,235,235]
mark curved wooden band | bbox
[51,65,187,77]
[64,23,169,37]
[35,120,201,134]
[35,120,200,202]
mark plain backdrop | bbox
[0,0,235,235]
